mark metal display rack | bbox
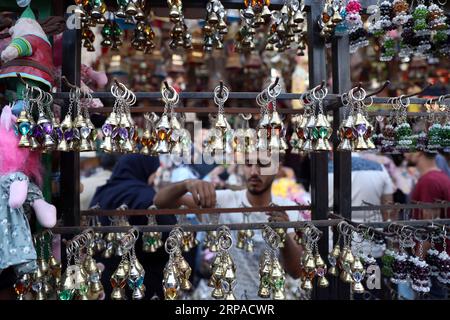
[12,0,450,300]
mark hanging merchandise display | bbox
[162,227,192,300]
[100,81,137,153]
[297,223,328,295]
[58,229,95,300]
[203,0,228,51]
[266,0,307,54]
[204,213,220,252]
[153,83,185,155]
[209,226,237,300]
[142,206,164,253]
[318,0,344,41]
[345,0,368,53]
[233,113,257,154]
[258,226,286,299]
[204,83,233,155]
[255,80,288,154]
[409,230,431,293]
[236,0,272,51]
[167,0,193,50]
[337,86,375,151]
[141,113,159,156]
[177,207,199,252]
[392,96,414,153]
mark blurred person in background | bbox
[435,151,450,177]
[89,154,196,299]
[404,151,450,299]
[155,154,306,299]
[328,152,395,300]
[80,153,119,210]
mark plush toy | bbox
[0,6,55,115]
[0,105,56,277]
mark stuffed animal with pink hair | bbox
[0,104,56,276]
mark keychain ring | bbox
[267,83,281,99]
[398,95,410,108]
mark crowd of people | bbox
[77,149,450,300]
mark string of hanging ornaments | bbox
[12,216,450,300]
[15,78,450,155]
[74,1,309,55]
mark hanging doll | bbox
[0,105,56,277]
[0,6,56,115]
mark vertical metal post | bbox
[307,0,329,300]
[60,27,81,227]
[331,34,352,300]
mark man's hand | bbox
[185,179,216,208]
[266,211,290,223]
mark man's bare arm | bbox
[154,179,217,209]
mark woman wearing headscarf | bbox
[90,154,195,299]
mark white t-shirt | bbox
[210,189,304,299]
[328,155,394,257]
[328,155,395,223]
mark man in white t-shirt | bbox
[154,156,305,299]
[328,153,395,259]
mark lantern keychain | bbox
[205,83,232,155]
[259,225,286,300]
[312,85,331,151]
[162,227,192,300]
[267,80,288,153]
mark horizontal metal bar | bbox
[51,219,341,234]
[357,219,450,229]
[90,106,302,114]
[50,218,450,234]
[367,110,445,118]
[81,202,450,217]
[82,205,311,217]
[53,92,308,100]
[349,202,450,211]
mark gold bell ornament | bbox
[260,226,286,299]
[16,109,32,148]
[315,253,329,288]
[162,228,189,300]
[235,212,254,252]
[100,111,118,153]
[155,82,179,154]
[110,259,129,300]
[204,213,220,252]
[289,115,302,153]
[141,113,159,155]
[313,113,332,151]
[328,243,341,276]
[175,252,192,291]
[340,245,355,283]
[58,113,73,152]
[83,234,104,300]
[337,114,355,151]
[37,108,55,153]
[258,251,273,298]
[209,226,237,300]
[142,207,163,253]
[301,249,316,291]
[302,114,316,152]
[127,244,146,300]
[351,256,366,293]
[14,274,31,300]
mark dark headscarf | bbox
[90,154,160,210]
